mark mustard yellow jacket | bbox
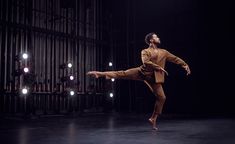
[140,47,188,83]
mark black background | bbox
[104,0,233,115]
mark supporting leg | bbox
[145,82,166,130]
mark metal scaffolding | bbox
[0,0,112,116]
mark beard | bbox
[153,40,160,45]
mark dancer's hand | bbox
[87,71,100,78]
[183,65,191,75]
[160,67,168,76]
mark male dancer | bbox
[87,32,191,130]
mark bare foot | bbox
[87,71,101,78]
[148,118,158,131]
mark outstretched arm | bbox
[141,50,168,75]
[166,50,191,75]
[182,65,191,75]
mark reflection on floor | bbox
[1,113,235,144]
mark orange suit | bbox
[102,47,188,114]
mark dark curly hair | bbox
[145,32,156,45]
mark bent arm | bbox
[141,50,161,70]
[166,50,191,75]
[166,50,188,66]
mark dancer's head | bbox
[145,32,161,45]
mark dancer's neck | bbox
[149,43,158,49]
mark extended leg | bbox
[87,67,143,81]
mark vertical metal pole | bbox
[126,0,132,112]
[0,0,6,97]
[12,0,18,113]
[65,5,69,111]
[83,0,87,93]
[49,0,53,112]
[53,5,57,113]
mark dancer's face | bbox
[150,34,161,44]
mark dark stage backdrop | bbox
[0,0,233,116]
[107,0,233,115]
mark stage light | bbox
[12,67,30,76]
[69,75,74,80]
[23,67,29,73]
[21,88,28,95]
[61,75,74,82]
[70,90,75,96]
[68,63,72,68]
[109,62,113,67]
[109,92,114,98]
[14,53,29,61]
[59,62,73,69]
[111,78,115,82]
[22,53,28,60]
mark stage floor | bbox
[1,113,235,144]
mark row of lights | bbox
[59,62,75,96]
[18,54,113,98]
[21,61,76,96]
[14,53,30,76]
[15,53,76,96]
[108,62,114,98]
[14,52,31,95]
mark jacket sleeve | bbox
[165,50,188,66]
[141,49,161,70]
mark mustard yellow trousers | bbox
[101,67,166,115]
